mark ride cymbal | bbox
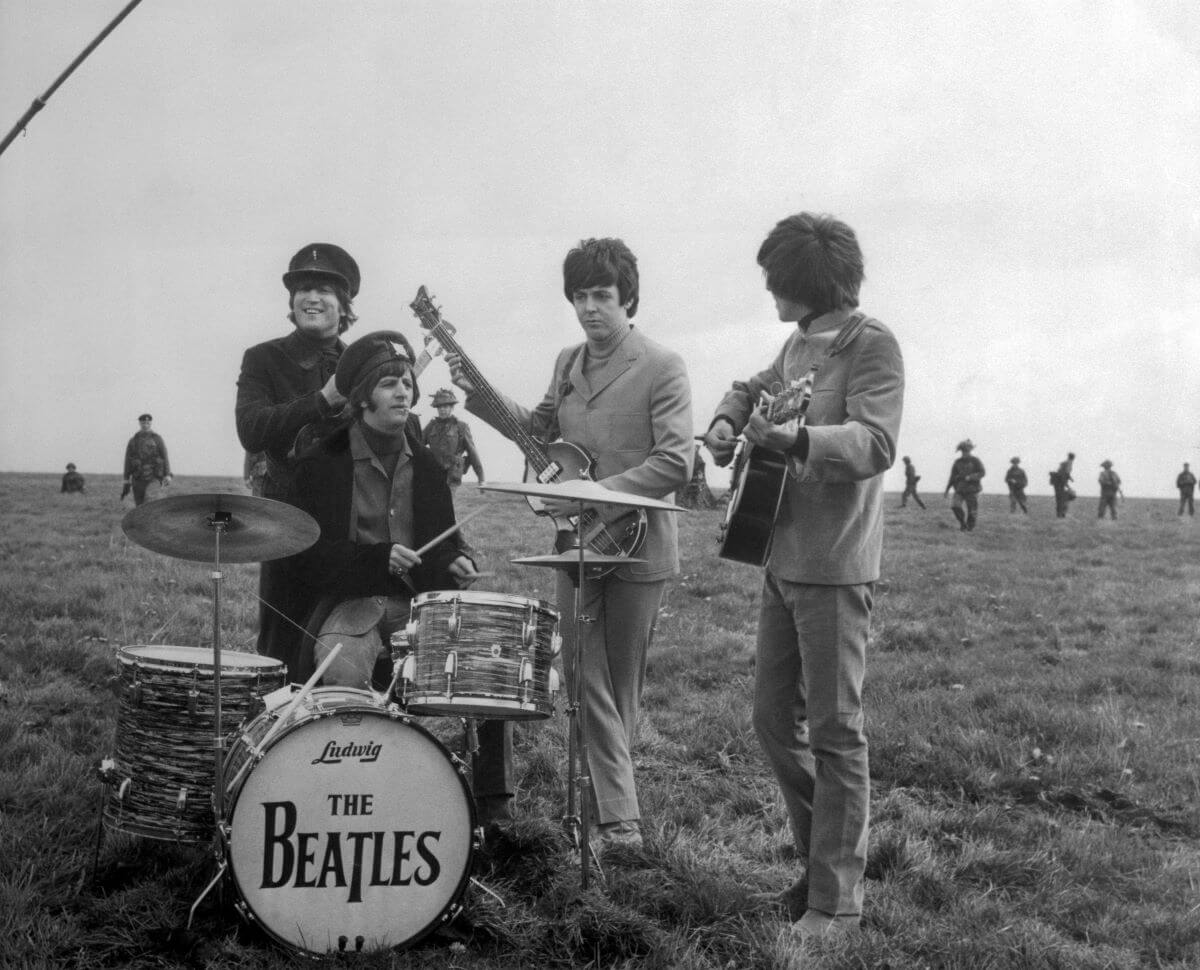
[481,479,686,511]
[122,492,319,563]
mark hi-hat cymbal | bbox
[512,551,647,569]
[481,479,687,512]
[122,493,320,563]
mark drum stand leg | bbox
[186,858,228,930]
[89,784,109,886]
[563,498,600,892]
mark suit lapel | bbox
[573,329,641,402]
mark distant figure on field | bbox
[123,413,172,505]
[944,439,984,531]
[421,388,485,488]
[898,455,925,508]
[1004,457,1028,513]
[1050,452,1075,518]
[244,450,268,496]
[678,449,718,509]
[61,462,86,494]
[1176,463,1196,517]
[1097,460,1122,519]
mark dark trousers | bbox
[1098,494,1118,519]
[1180,491,1195,516]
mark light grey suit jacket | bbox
[467,326,693,581]
[713,308,904,585]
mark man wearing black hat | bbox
[284,330,513,825]
[236,243,365,674]
[61,463,86,494]
[123,414,172,505]
[422,388,485,488]
[944,439,984,531]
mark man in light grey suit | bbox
[448,237,693,851]
[705,213,904,941]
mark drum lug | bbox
[519,658,534,705]
[523,604,537,648]
[115,777,131,802]
[443,651,458,699]
[448,598,461,640]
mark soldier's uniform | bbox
[1097,461,1121,519]
[1176,465,1196,517]
[61,464,86,493]
[421,389,485,487]
[123,418,171,505]
[1004,458,1028,513]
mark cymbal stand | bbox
[563,497,598,891]
[187,510,233,923]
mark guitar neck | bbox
[423,321,556,475]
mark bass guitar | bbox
[718,374,814,566]
[409,286,647,572]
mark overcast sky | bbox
[2,1,1197,498]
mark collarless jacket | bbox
[466,326,693,581]
[235,331,344,499]
[713,308,904,585]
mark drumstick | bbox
[413,505,488,557]
[251,644,343,759]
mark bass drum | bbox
[223,688,475,955]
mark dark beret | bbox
[138,413,152,421]
[335,330,419,401]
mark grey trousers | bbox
[753,574,872,917]
[556,572,666,825]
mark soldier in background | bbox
[898,456,925,508]
[944,439,984,531]
[61,462,86,494]
[1176,463,1196,517]
[1004,456,1028,513]
[1097,460,1122,519]
[421,388,485,488]
[1051,451,1075,518]
[679,449,718,510]
[122,414,172,505]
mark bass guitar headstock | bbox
[409,285,457,352]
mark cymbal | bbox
[122,492,320,563]
[512,551,647,569]
[481,479,687,512]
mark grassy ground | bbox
[2,472,1199,969]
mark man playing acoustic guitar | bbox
[447,237,693,850]
[704,213,904,941]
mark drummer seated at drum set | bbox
[280,330,514,826]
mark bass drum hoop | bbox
[222,690,477,955]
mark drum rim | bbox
[223,693,478,955]
[412,588,558,616]
[117,644,283,672]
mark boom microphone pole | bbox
[0,0,147,159]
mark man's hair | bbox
[351,358,412,413]
[756,213,863,313]
[287,274,358,334]
[562,238,639,317]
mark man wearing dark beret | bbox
[284,331,514,826]
[122,413,172,505]
[61,462,86,494]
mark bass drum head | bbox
[226,702,474,955]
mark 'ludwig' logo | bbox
[312,739,382,764]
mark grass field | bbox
[3,472,1200,969]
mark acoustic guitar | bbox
[718,375,814,566]
[409,286,647,573]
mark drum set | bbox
[97,481,683,957]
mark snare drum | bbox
[223,688,475,956]
[399,591,560,719]
[103,645,284,843]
